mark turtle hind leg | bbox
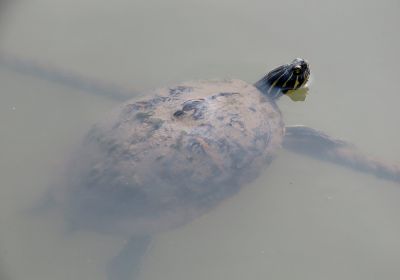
[283,125,400,183]
[106,235,152,280]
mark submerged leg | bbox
[0,53,133,101]
[106,235,152,280]
[283,125,400,183]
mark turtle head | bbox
[254,58,310,100]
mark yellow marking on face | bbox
[293,76,300,89]
[282,73,293,88]
[267,71,286,95]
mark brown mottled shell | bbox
[65,79,284,235]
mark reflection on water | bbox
[1,1,400,280]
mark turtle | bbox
[1,55,400,280]
[64,58,311,237]
[55,58,400,280]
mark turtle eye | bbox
[293,66,302,75]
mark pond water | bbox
[1,1,400,280]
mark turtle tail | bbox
[283,125,400,183]
[106,235,152,280]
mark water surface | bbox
[1,1,400,279]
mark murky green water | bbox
[1,1,400,279]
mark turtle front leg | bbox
[283,125,400,183]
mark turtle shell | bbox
[65,79,284,235]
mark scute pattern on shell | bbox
[65,79,284,236]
